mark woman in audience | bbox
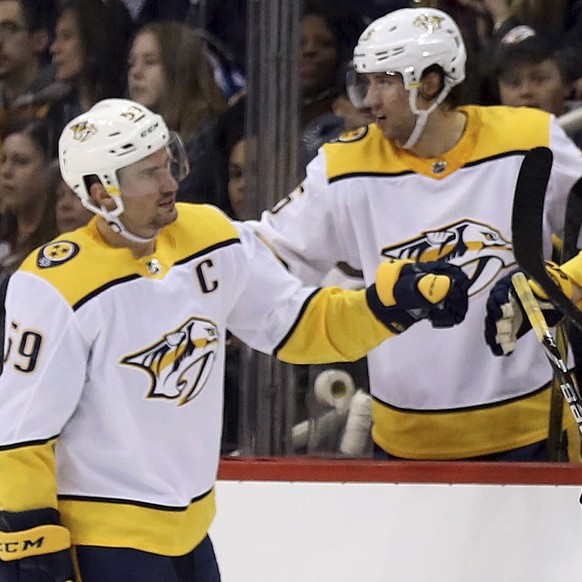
[127,20,228,204]
[299,0,366,130]
[0,118,58,356]
[45,0,133,136]
[0,118,57,275]
[50,160,93,235]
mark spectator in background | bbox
[300,59,374,168]
[0,117,56,275]
[0,118,57,355]
[50,160,92,235]
[299,0,366,131]
[0,0,56,137]
[127,20,227,205]
[225,135,249,222]
[44,0,133,137]
[213,100,249,219]
[443,0,582,102]
[490,25,581,124]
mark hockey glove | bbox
[0,508,75,582]
[366,259,470,333]
[484,264,569,356]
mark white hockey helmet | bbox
[348,7,466,149]
[59,98,189,241]
[352,7,466,91]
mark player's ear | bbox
[89,181,115,211]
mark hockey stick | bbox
[511,147,582,455]
[511,146,582,331]
[512,272,582,436]
[548,176,582,457]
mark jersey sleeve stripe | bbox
[272,288,322,358]
[0,434,60,451]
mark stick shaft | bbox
[512,272,582,435]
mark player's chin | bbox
[156,206,178,227]
[166,207,178,223]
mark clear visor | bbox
[346,68,402,109]
[166,131,190,183]
[346,67,370,109]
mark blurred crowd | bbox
[1,0,582,455]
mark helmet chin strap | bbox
[401,84,451,150]
[102,209,157,244]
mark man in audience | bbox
[490,24,582,145]
[0,0,55,129]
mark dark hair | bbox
[3,115,56,159]
[421,64,465,110]
[301,0,367,101]
[492,25,576,83]
[0,118,58,271]
[12,0,56,32]
[301,0,366,66]
[57,0,133,101]
[133,21,227,143]
[215,98,246,166]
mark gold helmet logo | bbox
[413,14,444,33]
[70,121,97,142]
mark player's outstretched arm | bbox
[367,259,471,333]
[232,225,471,364]
[484,258,582,356]
[0,508,75,581]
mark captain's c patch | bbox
[37,241,80,268]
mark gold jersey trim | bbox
[19,204,239,307]
[372,385,575,459]
[323,106,552,181]
[59,489,215,556]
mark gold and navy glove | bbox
[0,508,75,581]
[366,259,470,333]
[484,263,569,356]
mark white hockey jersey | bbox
[0,203,395,555]
[253,105,582,459]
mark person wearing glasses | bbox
[0,0,56,133]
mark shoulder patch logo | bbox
[335,126,368,143]
[331,125,368,143]
[37,241,80,268]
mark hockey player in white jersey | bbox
[0,98,469,581]
[251,7,582,462]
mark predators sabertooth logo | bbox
[413,14,445,33]
[70,121,97,142]
[121,317,219,406]
[381,219,515,296]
